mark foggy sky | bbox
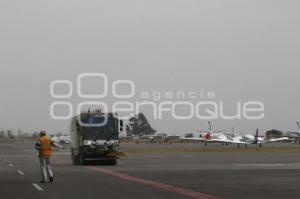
[0,0,299,135]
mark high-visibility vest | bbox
[39,136,52,156]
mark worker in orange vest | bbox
[35,131,56,183]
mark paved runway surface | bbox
[1,142,300,199]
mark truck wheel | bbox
[71,149,80,165]
[72,155,80,165]
[110,159,117,166]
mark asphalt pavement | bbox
[1,142,300,199]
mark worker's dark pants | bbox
[39,156,53,181]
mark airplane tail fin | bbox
[208,121,212,131]
[254,128,259,144]
[297,122,300,130]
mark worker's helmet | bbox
[40,131,46,136]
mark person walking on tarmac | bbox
[35,131,57,183]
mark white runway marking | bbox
[32,183,43,191]
[237,163,300,167]
[9,164,14,167]
[17,170,24,175]
[237,164,285,167]
[3,159,7,162]
[51,152,71,155]
[22,150,35,152]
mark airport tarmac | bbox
[1,142,300,199]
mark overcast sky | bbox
[0,0,299,135]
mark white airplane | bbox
[286,122,300,144]
[181,122,230,145]
[228,129,289,148]
[182,124,289,147]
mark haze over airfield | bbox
[0,0,299,135]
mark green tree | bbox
[56,132,63,137]
[7,130,15,139]
[0,130,4,138]
[17,129,22,138]
[125,124,132,136]
[265,129,283,139]
[127,113,156,136]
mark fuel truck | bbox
[71,110,124,165]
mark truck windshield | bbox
[81,118,117,140]
[82,126,117,140]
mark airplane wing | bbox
[287,132,300,136]
[180,137,231,143]
[217,139,250,144]
[195,130,207,133]
[180,137,206,141]
[265,137,290,142]
[213,130,226,133]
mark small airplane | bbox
[228,129,289,148]
[286,122,300,144]
[181,123,289,147]
[181,122,230,145]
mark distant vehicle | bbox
[152,134,169,144]
[70,111,123,165]
[59,135,72,144]
[50,135,59,143]
[166,135,181,143]
[130,133,180,144]
[286,122,300,144]
[130,134,155,144]
[50,134,72,144]
[184,133,194,138]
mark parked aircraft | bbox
[182,125,289,147]
[286,122,300,144]
[181,122,229,145]
[229,129,289,148]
